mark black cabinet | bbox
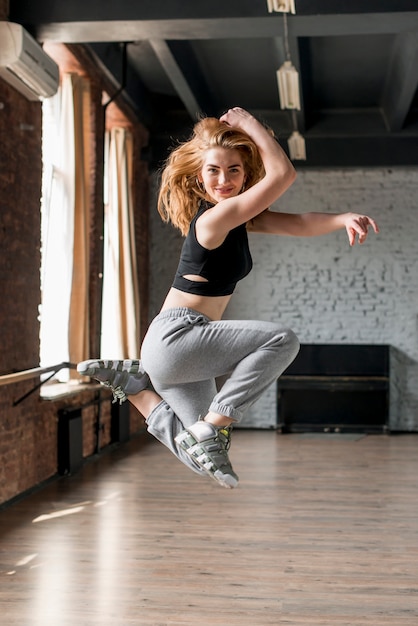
[277,344,389,433]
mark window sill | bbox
[40,381,105,400]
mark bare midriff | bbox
[161,287,232,321]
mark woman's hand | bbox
[219,107,273,144]
[344,213,379,246]
[219,107,254,129]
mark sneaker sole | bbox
[213,469,238,489]
[175,433,238,489]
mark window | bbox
[40,68,140,389]
[40,73,91,381]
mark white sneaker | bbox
[77,359,149,404]
[175,421,238,489]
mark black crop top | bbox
[172,202,253,296]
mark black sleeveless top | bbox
[172,202,253,296]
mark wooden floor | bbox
[1,430,418,626]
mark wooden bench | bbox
[277,344,389,433]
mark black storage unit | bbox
[277,344,389,433]
[57,407,83,474]
[111,400,130,443]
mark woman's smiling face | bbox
[198,147,246,203]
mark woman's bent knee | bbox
[278,327,300,365]
[286,328,300,355]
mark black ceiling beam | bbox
[295,0,418,15]
[9,0,418,24]
[381,32,418,132]
[297,136,418,168]
[267,109,418,140]
[8,0,418,44]
[149,39,203,120]
[149,40,217,120]
[20,14,417,44]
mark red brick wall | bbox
[0,43,149,505]
[0,78,60,502]
[0,81,42,376]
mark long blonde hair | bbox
[157,117,265,236]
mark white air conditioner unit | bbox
[0,22,59,100]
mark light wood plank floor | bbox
[1,430,418,626]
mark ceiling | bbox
[9,0,418,168]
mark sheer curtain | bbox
[101,127,140,358]
[68,76,91,373]
[40,73,91,380]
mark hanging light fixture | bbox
[267,0,296,14]
[276,61,300,110]
[287,130,306,160]
[273,10,306,160]
[276,10,301,111]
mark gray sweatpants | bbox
[140,307,299,474]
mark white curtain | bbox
[40,73,90,380]
[101,127,140,358]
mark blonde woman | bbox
[78,107,378,488]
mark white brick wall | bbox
[149,169,418,431]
